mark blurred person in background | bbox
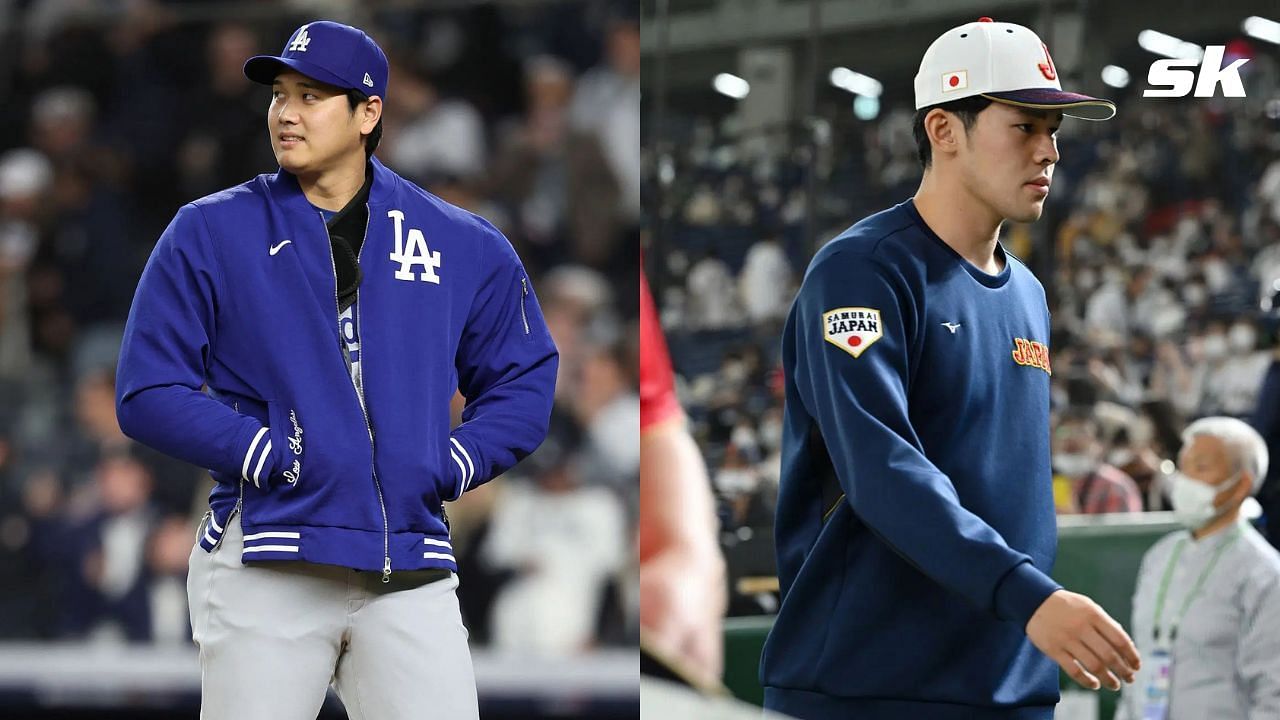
[1202,317,1271,418]
[738,234,794,328]
[569,6,640,224]
[1118,417,1280,720]
[483,421,626,655]
[639,268,727,690]
[488,54,619,273]
[0,148,52,379]
[177,22,277,200]
[685,248,739,330]
[54,452,157,642]
[1052,408,1142,515]
[572,332,640,494]
[382,62,486,186]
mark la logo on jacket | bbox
[388,209,441,284]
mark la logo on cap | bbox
[942,70,968,92]
[288,25,311,53]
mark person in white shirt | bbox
[1118,416,1280,720]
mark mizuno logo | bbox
[269,240,292,256]
[941,322,961,334]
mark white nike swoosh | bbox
[269,240,292,256]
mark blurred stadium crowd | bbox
[0,0,640,652]
[645,71,1280,614]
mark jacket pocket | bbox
[268,399,305,489]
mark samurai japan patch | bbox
[823,307,883,358]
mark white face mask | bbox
[1229,324,1256,353]
[1053,453,1094,479]
[1202,334,1229,361]
[1169,471,1240,529]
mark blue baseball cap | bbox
[244,21,388,100]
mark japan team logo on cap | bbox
[941,70,969,93]
[823,307,883,358]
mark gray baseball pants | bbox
[187,513,478,719]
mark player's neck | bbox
[296,153,368,212]
[913,174,1004,275]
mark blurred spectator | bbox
[488,55,620,273]
[738,236,793,326]
[383,63,487,185]
[1202,318,1271,417]
[569,9,640,222]
[685,249,738,330]
[0,148,51,379]
[573,333,640,492]
[483,428,626,656]
[1052,408,1142,515]
[177,22,276,199]
[53,452,158,642]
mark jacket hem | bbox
[235,522,458,573]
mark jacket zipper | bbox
[520,276,530,335]
[322,208,392,583]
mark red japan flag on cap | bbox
[941,70,968,93]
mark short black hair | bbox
[346,89,383,158]
[912,95,993,169]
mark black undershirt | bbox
[324,164,372,312]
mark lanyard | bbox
[1152,527,1241,644]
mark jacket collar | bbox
[265,155,396,216]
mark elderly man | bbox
[1118,416,1280,720]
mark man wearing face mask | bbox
[1203,319,1271,418]
[1117,417,1280,720]
[1052,410,1141,515]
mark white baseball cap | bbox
[914,17,1115,121]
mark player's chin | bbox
[1008,199,1046,223]
[275,150,309,174]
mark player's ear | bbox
[361,96,382,135]
[924,108,961,160]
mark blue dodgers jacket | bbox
[116,157,557,579]
[761,200,1061,720]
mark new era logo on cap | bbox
[942,70,968,93]
[363,72,374,88]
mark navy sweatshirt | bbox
[761,200,1062,720]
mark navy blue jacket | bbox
[116,158,558,578]
[762,200,1062,720]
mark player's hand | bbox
[639,549,727,688]
[1025,589,1140,691]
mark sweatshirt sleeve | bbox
[794,251,1060,626]
[115,204,278,488]
[448,221,558,499]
